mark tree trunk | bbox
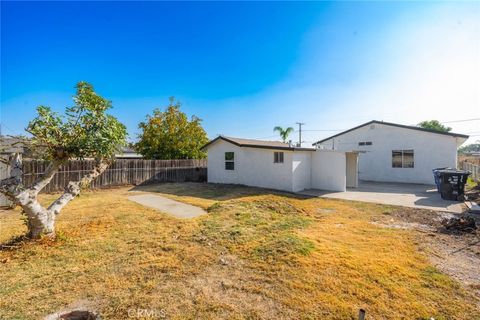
[26,208,56,239]
[17,190,57,239]
[1,155,109,240]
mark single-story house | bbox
[313,120,469,185]
[202,136,358,192]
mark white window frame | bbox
[392,150,414,168]
[274,151,284,163]
[225,152,234,170]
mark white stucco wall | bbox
[292,151,312,192]
[207,140,294,192]
[311,150,346,192]
[318,123,460,185]
[207,139,350,193]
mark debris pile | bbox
[441,215,477,233]
[45,310,99,320]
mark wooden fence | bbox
[459,161,480,182]
[0,154,13,207]
[22,159,208,193]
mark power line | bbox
[441,118,480,124]
[255,134,280,140]
[0,123,21,136]
[301,129,343,132]
[246,118,480,142]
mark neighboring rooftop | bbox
[0,136,27,154]
[313,120,470,145]
[115,147,144,159]
[202,136,315,151]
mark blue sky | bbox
[1,1,479,144]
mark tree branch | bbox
[29,159,63,195]
[48,160,109,215]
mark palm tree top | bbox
[273,126,294,143]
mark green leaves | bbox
[418,120,452,133]
[274,126,294,143]
[26,82,127,161]
[135,98,209,159]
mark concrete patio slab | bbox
[128,194,207,218]
[299,181,465,213]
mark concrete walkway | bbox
[128,194,207,218]
[300,181,465,213]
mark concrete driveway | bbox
[300,181,465,213]
[129,194,207,218]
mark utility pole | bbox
[296,122,305,147]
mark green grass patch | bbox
[199,198,313,258]
[255,234,315,259]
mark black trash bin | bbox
[432,167,454,193]
[434,169,470,201]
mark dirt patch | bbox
[373,207,480,298]
[44,300,100,320]
[441,215,477,233]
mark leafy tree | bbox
[0,82,127,239]
[135,98,209,159]
[274,126,294,143]
[418,120,451,133]
[458,141,480,154]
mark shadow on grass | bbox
[0,231,66,252]
[129,182,314,202]
[0,234,29,251]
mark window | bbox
[274,152,284,163]
[225,152,234,170]
[358,141,372,146]
[392,150,414,168]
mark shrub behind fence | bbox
[22,159,208,193]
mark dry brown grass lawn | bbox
[1,183,479,319]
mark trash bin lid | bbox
[436,169,470,175]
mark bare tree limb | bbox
[48,160,109,215]
[29,159,63,195]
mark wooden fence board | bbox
[460,161,480,182]
[22,159,207,193]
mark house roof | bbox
[312,120,469,145]
[0,136,27,154]
[202,136,315,151]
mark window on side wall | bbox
[225,152,234,170]
[392,150,414,168]
[274,151,284,163]
[358,141,372,146]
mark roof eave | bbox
[202,136,315,152]
[312,120,469,145]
